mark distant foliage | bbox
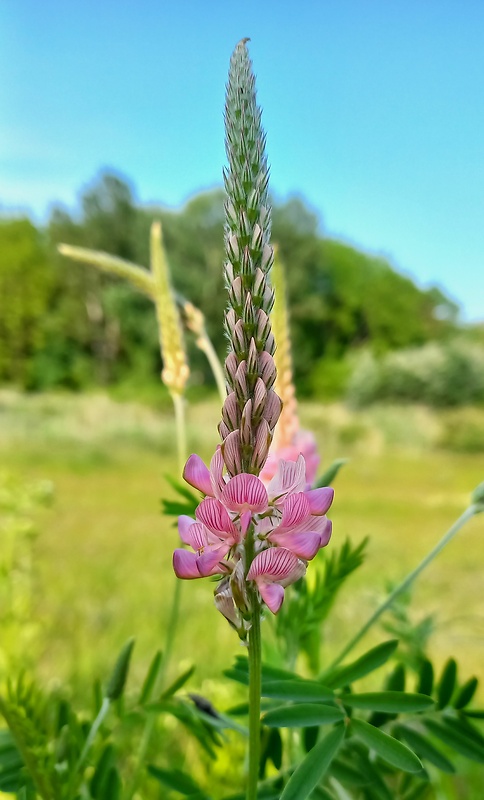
[0,171,462,393]
[348,341,484,407]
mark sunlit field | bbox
[1,389,482,684]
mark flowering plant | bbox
[0,37,482,800]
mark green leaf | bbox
[91,743,116,798]
[329,757,370,787]
[147,765,205,796]
[164,474,200,505]
[263,704,345,728]
[280,724,345,800]
[423,718,484,764]
[351,718,423,773]
[105,638,135,701]
[417,660,434,697]
[261,680,334,702]
[315,459,348,488]
[454,677,478,710]
[102,768,121,800]
[401,781,432,800]
[324,640,399,688]
[159,665,195,701]
[437,658,457,709]
[139,650,162,705]
[303,726,319,752]
[463,709,484,719]
[340,692,434,713]
[395,724,455,773]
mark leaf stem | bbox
[330,504,478,669]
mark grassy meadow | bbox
[0,389,483,796]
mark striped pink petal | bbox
[196,497,237,537]
[258,582,285,613]
[247,547,306,585]
[210,447,226,500]
[183,454,213,496]
[267,455,306,504]
[305,487,334,516]
[268,531,322,560]
[222,474,268,513]
[173,549,201,579]
[280,492,311,529]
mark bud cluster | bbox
[220,39,282,476]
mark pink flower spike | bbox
[267,455,306,505]
[268,531,322,560]
[196,497,238,538]
[222,474,268,513]
[305,487,334,516]
[173,549,201,579]
[183,455,213,496]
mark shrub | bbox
[348,341,484,407]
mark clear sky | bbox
[1,1,483,320]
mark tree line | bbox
[0,170,461,397]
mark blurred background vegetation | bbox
[1,170,484,797]
[2,169,483,419]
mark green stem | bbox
[247,599,262,800]
[71,697,110,796]
[171,391,187,473]
[330,505,478,669]
[197,331,227,404]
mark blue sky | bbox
[1,0,483,320]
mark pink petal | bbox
[240,510,252,536]
[210,447,226,500]
[318,518,333,547]
[222,474,268,512]
[196,497,237,537]
[196,545,230,576]
[280,492,311,529]
[258,582,285,613]
[268,531,322,560]
[178,515,196,544]
[183,454,213,496]
[305,487,334,516]
[247,547,305,584]
[291,513,331,536]
[267,455,306,504]
[173,549,201,579]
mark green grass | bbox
[0,390,483,797]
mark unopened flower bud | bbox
[222,429,243,475]
[240,399,253,446]
[258,351,277,390]
[252,377,267,420]
[222,391,240,432]
[251,419,272,472]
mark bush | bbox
[348,341,484,407]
